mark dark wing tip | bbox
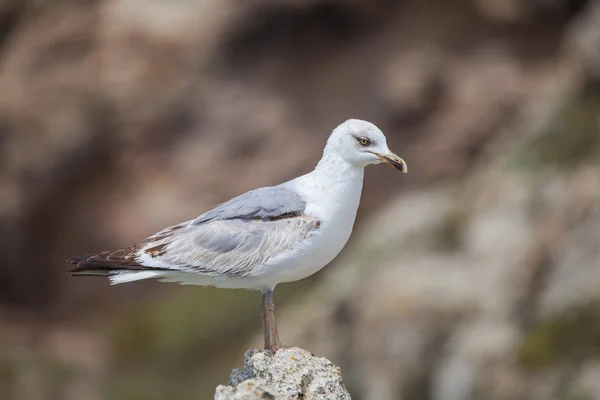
[67,255,88,265]
[68,265,113,277]
[66,249,136,267]
[66,249,137,277]
[66,248,170,277]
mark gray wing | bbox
[133,185,320,277]
[192,186,307,224]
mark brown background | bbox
[1,0,599,399]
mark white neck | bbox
[292,150,365,223]
[313,150,363,184]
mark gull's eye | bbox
[358,137,370,146]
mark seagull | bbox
[67,119,407,351]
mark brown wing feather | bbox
[67,247,169,276]
[67,223,187,276]
[67,248,143,276]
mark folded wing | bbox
[68,185,320,279]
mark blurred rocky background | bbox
[0,0,599,399]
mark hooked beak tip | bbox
[378,153,408,173]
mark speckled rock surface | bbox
[215,348,351,399]
[215,379,277,400]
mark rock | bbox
[215,348,351,400]
[215,379,277,400]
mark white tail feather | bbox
[109,271,166,285]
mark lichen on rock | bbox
[215,347,351,400]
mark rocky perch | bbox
[215,347,351,400]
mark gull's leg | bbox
[260,287,282,351]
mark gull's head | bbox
[325,119,407,173]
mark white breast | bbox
[247,161,365,287]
